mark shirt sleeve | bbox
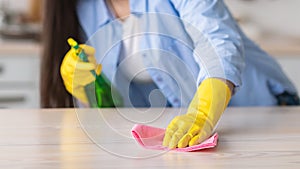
[169,0,245,88]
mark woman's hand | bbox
[60,44,101,104]
[163,78,232,148]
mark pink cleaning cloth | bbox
[131,124,218,152]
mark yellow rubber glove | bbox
[163,78,231,148]
[60,44,102,104]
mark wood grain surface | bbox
[0,107,299,169]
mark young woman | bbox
[41,0,299,148]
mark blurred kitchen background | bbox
[0,0,299,108]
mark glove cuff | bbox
[188,78,232,127]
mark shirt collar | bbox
[96,0,146,27]
[96,0,111,27]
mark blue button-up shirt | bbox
[76,0,297,106]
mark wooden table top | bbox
[0,107,299,169]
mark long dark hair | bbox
[41,0,83,108]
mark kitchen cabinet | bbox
[0,41,40,108]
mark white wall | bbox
[224,0,300,39]
[224,0,300,93]
[0,0,29,12]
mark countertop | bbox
[0,107,299,169]
[0,39,40,56]
[255,37,300,57]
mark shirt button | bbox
[173,98,180,104]
[156,77,163,82]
